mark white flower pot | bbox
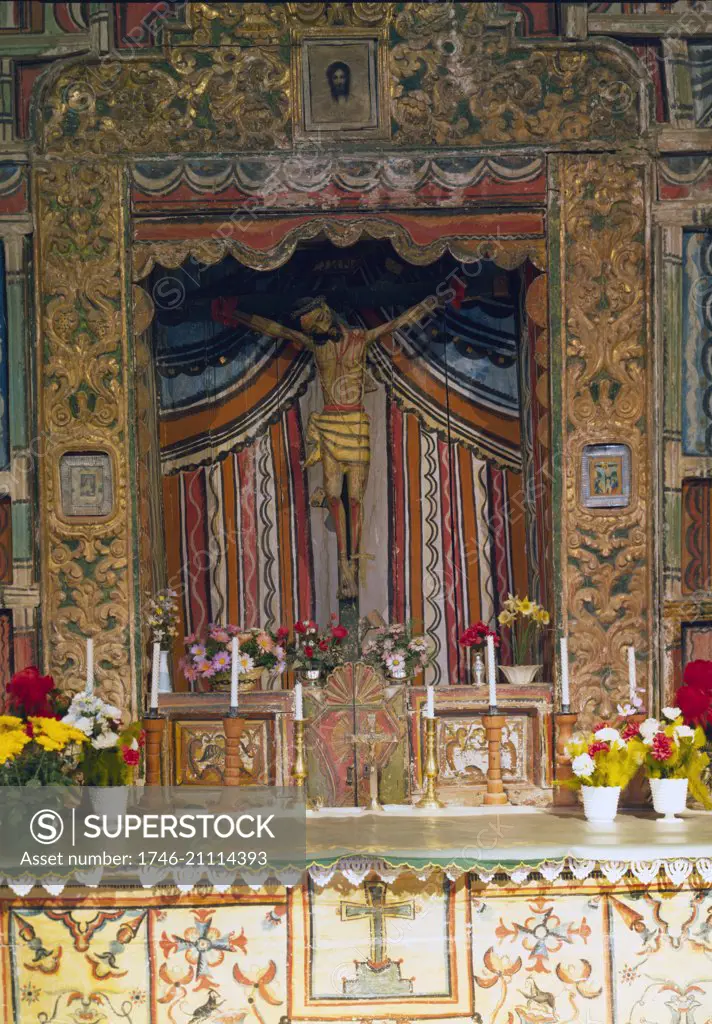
[650,777,688,823]
[89,787,128,820]
[581,785,621,824]
[158,650,173,694]
[499,664,542,685]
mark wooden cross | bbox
[340,881,415,968]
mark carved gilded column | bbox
[33,162,137,713]
[551,156,653,719]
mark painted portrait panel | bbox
[302,39,379,132]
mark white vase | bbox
[499,664,542,685]
[158,650,173,694]
[301,668,322,685]
[650,777,688,823]
[581,785,621,824]
[89,787,129,820]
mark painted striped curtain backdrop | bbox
[162,388,527,686]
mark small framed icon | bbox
[580,443,631,509]
[59,451,114,518]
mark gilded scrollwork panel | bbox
[556,157,652,718]
[34,162,135,712]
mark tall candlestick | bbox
[486,634,497,708]
[560,636,570,709]
[426,684,435,719]
[294,681,304,721]
[85,638,94,695]
[230,636,239,710]
[627,645,636,703]
[150,641,160,710]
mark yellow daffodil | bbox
[536,608,550,625]
[498,610,514,626]
[503,594,518,613]
[517,597,534,616]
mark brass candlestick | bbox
[223,714,243,787]
[142,716,165,786]
[553,711,578,807]
[417,715,444,809]
[482,713,508,806]
[292,718,308,789]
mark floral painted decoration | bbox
[497,594,550,664]
[362,622,433,678]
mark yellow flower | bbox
[0,728,31,764]
[498,610,514,626]
[29,717,88,753]
[503,594,518,613]
[536,608,550,625]
[0,715,24,732]
[517,597,534,616]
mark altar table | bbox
[2,807,712,1024]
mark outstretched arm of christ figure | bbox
[364,295,441,344]
[215,306,312,348]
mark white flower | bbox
[594,727,621,744]
[662,706,682,721]
[237,653,254,674]
[70,716,94,736]
[386,651,406,670]
[617,703,636,717]
[638,718,661,744]
[675,724,695,739]
[571,753,595,778]
[91,731,119,750]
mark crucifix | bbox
[340,881,415,970]
[347,721,393,811]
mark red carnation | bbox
[303,645,314,659]
[122,746,140,767]
[331,624,348,641]
[294,621,307,634]
[277,627,290,641]
[137,729,146,748]
[592,721,608,734]
[676,684,712,726]
[683,660,712,692]
[651,732,674,762]
[318,639,329,652]
[588,740,610,757]
[621,721,640,740]
[6,666,56,717]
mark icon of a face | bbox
[326,61,350,101]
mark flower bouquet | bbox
[497,595,550,684]
[146,589,180,648]
[562,718,645,823]
[293,618,348,682]
[459,621,499,686]
[180,624,290,692]
[61,692,145,786]
[0,668,87,785]
[362,622,433,681]
[626,708,711,820]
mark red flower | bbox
[331,624,348,640]
[588,740,610,757]
[651,732,674,762]
[676,684,712,726]
[592,721,608,734]
[6,667,56,717]
[683,660,712,692]
[318,640,329,652]
[303,645,314,659]
[621,721,640,740]
[276,627,290,641]
[137,729,146,748]
[459,622,499,648]
[295,620,317,635]
[122,746,140,767]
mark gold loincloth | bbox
[304,409,370,467]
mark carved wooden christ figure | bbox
[222,295,436,598]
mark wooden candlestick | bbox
[482,714,508,806]
[292,718,307,789]
[417,714,444,809]
[554,712,578,807]
[223,714,244,786]
[142,717,165,786]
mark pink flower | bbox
[588,740,610,757]
[212,651,231,671]
[210,628,230,644]
[621,722,640,740]
[651,733,674,761]
[195,658,216,678]
[122,746,140,767]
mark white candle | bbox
[85,638,94,695]
[150,641,160,710]
[426,685,435,719]
[230,636,239,709]
[294,681,303,721]
[560,636,570,708]
[627,645,636,703]
[486,634,497,708]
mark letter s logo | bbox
[30,809,64,845]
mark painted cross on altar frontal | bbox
[340,881,416,997]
